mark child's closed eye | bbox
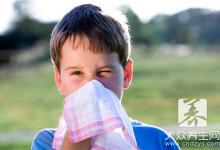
[97,70,112,77]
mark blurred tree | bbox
[166,13,192,44]
[123,6,152,45]
[0,0,56,50]
[13,0,30,20]
[0,0,55,65]
[1,2,220,59]
[147,15,170,43]
[147,8,220,45]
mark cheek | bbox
[100,74,123,99]
[61,76,83,96]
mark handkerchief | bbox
[53,80,138,150]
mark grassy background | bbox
[0,142,31,150]
[124,53,220,125]
[0,50,220,150]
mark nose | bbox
[83,72,100,84]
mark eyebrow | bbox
[98,65,115,70]
[64,66,82,72]
[64,65,115,72]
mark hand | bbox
[61,131,92,150]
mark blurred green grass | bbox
[124,53,220,125]
[0,53,220,131]
[0,62,63,131]
[0,142,31,150]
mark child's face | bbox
[54,36,133,99]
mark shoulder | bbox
[31,128,55,150]
[131,119,180,150]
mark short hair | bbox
[50,4,131,71]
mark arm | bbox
[61,131,92,150]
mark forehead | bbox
[60,36,120,68]
[61,35,111,54]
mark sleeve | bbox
[31,128,55,150]
[163,135,180,150]
[133,124,180,150]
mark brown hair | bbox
[50,4,130,71]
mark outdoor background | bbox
[0,0,220,150]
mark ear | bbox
[123,59,133,89]
[53,66,65,95]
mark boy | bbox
[32,4,180,150]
